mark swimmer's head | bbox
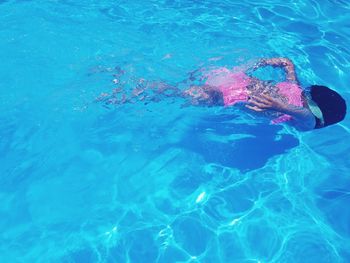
[307,85,346,128]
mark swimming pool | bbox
[1,0,350,262]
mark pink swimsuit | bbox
[205,68,303,124]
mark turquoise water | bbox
[1,0,350,262]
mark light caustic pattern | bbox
[0,0,350,262]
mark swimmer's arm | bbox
[252,58,298,83]
[247,94,315,130]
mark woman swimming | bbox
[97,58,346,131]
[183,58,347,131]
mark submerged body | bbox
[98,58,346,131]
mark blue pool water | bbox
[1,0,350,262]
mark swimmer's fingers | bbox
[250,95,271,105]
[259,94,285,111]
[247,98,270,109]
[260,93,275,102]
[245,104,264,112]
[261,94,282,106]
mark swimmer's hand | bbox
[246,94,316,130]
[246,94,285,112]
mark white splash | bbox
[195,191,206,203]
[229,218,241,226]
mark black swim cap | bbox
[310,85,347,127]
